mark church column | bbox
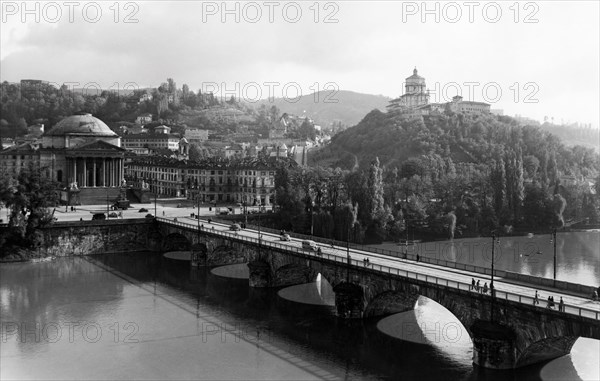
[108,159,112,187]
[74,157,81,187]
[93,159,96,187]
[102,158,106,187]
[82,158,87,187]
[73,159,77,185]
[117,158,121,186]
[112,159,116,187]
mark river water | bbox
[1,247,598,380]
[377,230,600,287]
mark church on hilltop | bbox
[387,68,491,117]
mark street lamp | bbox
[310,198,315,238]
[197,188,200,228]
[550,228,557,285]
[153,179,157,217]
[346,220,351,282]
[256,198,262,245]
[490,233,499,293]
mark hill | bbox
[310,109,599,182]
[254,90,390,128]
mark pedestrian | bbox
[79,217,83,221]
[476,280,480,292]
[559,297,564,312]
[416,254,420,262]
[533,290,539,305]
[547,296,552,308]
[490,283,494,296]
[162,210,165,217]
[483,282,488,294]
[593,290,598,301]
[471,278,475,290]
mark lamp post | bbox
[550,228,557,285]
[310,198,315,238]
[346,220,351,282]
[490,233,499,293]
[197,188,200,232]
[490,232,499,321]
[153,179,157,217]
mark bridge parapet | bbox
[156,217,600,322]
[180,218,597,296]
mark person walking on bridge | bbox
[483,283,488,294]
[559,297,564,312]
[476,280,480,292]
[471,278,475,290]
[533,290,539,305]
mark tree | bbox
[0,164,59,249]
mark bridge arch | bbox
[273,263,316,287]
[209,244,246,266]
[364,291,419,319]
[162,233,191,252]
[516,336,578,367]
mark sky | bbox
[1,1,599,127]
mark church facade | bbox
[0,114,127,205]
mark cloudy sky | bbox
[1,1,599,127]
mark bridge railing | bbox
[157,217,600,321]
[234,221,597,296]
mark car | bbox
[301,240,318,251]
[139,208,148,213]
[280,233,291,241]
[108,212,118,218]
[229,223,241,231]
[92,213,106,220]
[145,213,154,218]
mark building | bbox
[224,144,244,158]
[135,113,153,125]
[184,128,209,144]
[122,133,181,153]
[447,95,491,114]
[0,114,127,205]
[138,92,153,103]
[126,156,296,205]
[387,68,490,116]
[387,68,430,112]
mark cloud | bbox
[1,1,598,126]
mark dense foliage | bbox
[296,110,599,242]
[0,164,59,251]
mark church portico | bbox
[65,156,124,188]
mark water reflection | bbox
[2,252,598,381]
[377,296,472,365]
[211,263,249,279]
[277,274,335,307]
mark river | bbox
[1,232,598,380]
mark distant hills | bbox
[253,90,390,128]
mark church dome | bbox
[406,67,424,81]
[44,114,117,137]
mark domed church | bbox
[1,113,127,205]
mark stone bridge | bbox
[157,221,600,370]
